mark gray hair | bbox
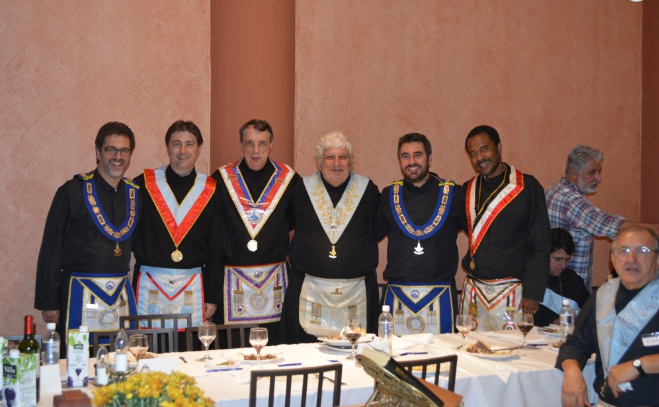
[613,225,659,252]
[315,131,355,170]
[566,145,604,176]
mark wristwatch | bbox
[632,358,646,377]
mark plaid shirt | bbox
[545,178,625,290]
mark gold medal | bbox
[329,245,337,259]
[113,242,122,257]
[171,249,183,262]
[470,259,475,270]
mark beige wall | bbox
[295,0,643,289]
[1,0,210,335]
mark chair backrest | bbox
[249,363,342,407]
[185,323,258,351]
[92,328,174,356]
[119,313,191,351]
[397,354,458,391]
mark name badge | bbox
[641,332,659,347]
[86,303,99,310]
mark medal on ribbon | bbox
[220,159,295,252]
[389,176,453,255]
[144,167,216,263]
[79,172,138,255]
[465,166,524,270]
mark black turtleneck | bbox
[238,159,275,201]
[132,165,223,303]
[320,173,349,207]
[375,173,467,284]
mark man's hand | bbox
[519,298,539,314]
[608,361,639,398]
[204,303,217,321]
[561,360,591,407]
[42,310,59,323]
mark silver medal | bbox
[247,239,258,252]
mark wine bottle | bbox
[18,315,40,402]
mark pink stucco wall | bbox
[1,1,210,334]
[295,0,643,290]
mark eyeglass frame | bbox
[611,245,658,259]
[102,146,132,156]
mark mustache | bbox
[477,159,490,166]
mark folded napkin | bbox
[481,330,548,345]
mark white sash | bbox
[468,165,522,247]
[541,289,580,315]
[596,274,659,374]
[299,275,366,337]
[151,166,209,224]
[302,172,369,245]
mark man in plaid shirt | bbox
[545,145,658,290]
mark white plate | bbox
[204,359,242,370]
[462,350,518,360]
[537,327,561,337]
[227,352,284,365]
[318,333,375,347]
[320,344,352,354]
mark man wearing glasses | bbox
[132,121,222,335]
[35,122,139,354]
[558,226,659,407]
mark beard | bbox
[577,179,599,195]
[402,164,429,184]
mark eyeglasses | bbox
[103,146,131,156]
[612,245,658,259]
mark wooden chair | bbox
[119,313,191,351]
[185,323,257,351]
[398,354,458,390]
[92,328,174,355]
[249,363,343,407]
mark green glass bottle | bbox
[18,315,40,401]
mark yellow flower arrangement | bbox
[93,371,213,407]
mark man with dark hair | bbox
[462,125,551,331]
[558,226,659,407]
[132,120,222,332]
[546,145,659,291]
[212,119,298,344]
[374,133,467,334]
[535,228,590,327]
[35,121,139,352]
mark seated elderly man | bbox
[279,131,380,344]
[557,226,659,407]
[535,228,590,327]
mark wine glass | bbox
[127,334,148,363]
[517,313,534,348]
[344,320,363,360]
[249,328,269,365]
[455,314,473,350]
[198,322,216,361]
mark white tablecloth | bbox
[42,329,597,407]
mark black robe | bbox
[556,283,659,406]
[280,173,380,344]
[132,166,223,305]
[211,159,298,341]
[461,165,551,301]
[535,267,590,327]
[34,169,139,354]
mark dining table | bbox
[40,328,597,407]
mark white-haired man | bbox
[558,226,659,407]
[280,131,380,344]
[546,145,659,290]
